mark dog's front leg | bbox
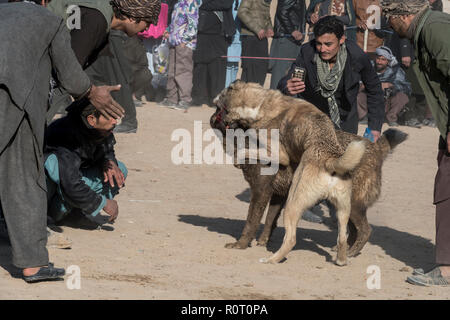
[225,172,275,249]
[257,194,286,247]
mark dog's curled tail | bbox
[325,140,366,176]
[378,128,408,157]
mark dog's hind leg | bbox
[334,198,352,266]
[225,174,275,249]
[257,194,286,247]
[347,207,371,257]
[260,163,322,264]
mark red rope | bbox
[221,56,296,61]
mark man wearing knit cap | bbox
[47,0,161,133]
[358,45,411,126]
[382,0,450,286]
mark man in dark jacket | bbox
[382,0,450,287]
[269,0,307,89]
[192,0,236,106]
[278,16,384,139]
[44,99,127,225]
[46,0,161,133]
[238,0,273,86]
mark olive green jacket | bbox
[237,0,273,36]
[413,9,450,140]
[47,0,114,31]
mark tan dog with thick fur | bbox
[213,81,368,266]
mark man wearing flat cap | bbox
[382,0,450,286]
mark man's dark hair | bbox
[66,98,101,119]
[313,16,345,40]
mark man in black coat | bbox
[44,99,127,226]
[278,16,384,139]
[192,0,236,107]
[269,0,307,89]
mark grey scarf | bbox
[315,43,347,128]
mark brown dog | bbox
[210,81,407,265]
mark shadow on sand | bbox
[178,214,435,269]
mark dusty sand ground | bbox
[0,100,448,300]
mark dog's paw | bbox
[335,258,348,266]
[225,241,249,249]
[256,239,268,247]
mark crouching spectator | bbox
[44,99,127,225]
[358,46,411,127]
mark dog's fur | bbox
[210,81,407,265]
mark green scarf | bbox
[315,42,347,128]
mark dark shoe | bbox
[113,123,137,134]
[407,267,450,287]
[422,118,436,127]
[171,101,191,111]
[359,116,368,125]
[23,263,65,283]
[388,121,399,127]
[404,118,422,128]
[159,99,177,108]
[302,208,323,224]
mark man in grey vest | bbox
[0,2,125,282]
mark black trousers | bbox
[240,35,268,86]
[192,34,228,106]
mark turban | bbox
[110,0,161,25]
[375,46,398,67]
[381,0,430,18]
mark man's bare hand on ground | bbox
[103,199,119,223]
[88,84,125,119]
[103,160,125,188]
[286,78,305,95]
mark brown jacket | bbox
[238,0,273,36]
[352,0,384,53]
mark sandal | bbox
[407,267,450,286]
[23,263,65,283]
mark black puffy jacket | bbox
[273,0,307,43]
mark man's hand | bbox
[402,56,411,68]
[286,77,305,96]
[291,30,303,41]
[103,160,125,188]
[88,84,125,119]
[381,82,393,90]
[266,29,274,38]
[372,130,381,142]
[311,13,319,24]
[103,199,119,223]
[257,29,266,40]
[358,21,368,30]
[163,30,169,39]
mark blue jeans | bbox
[45,155,128,222]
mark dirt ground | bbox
[0,100,449,300]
